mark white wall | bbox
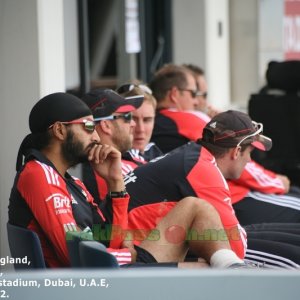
[229,0,259,109]
[258,0,284,86]
[37,0,66,96]
[0,0,40,260]
[64,0,80,90]
[173,0,285,111]
[172,0,206,68]
[0,0,67,258]
[173,0,230,111]
[204,0,230,110]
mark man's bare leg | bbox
[139,197,243,267]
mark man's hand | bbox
[88,143,125,191]
[122,239,137,263]
[276,174,290,193]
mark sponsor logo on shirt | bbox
[124,172,137,185]
[45,193,72,215]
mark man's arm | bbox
[88,144,137,262]
[231,160,289,194]
[18,161,81,266]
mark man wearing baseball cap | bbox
[126,110,300,268]
[201,110,272,151]
[81,88,146,201]
[9,92,249,269]
[82,88,144,122]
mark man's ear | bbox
[168,86,178,103]
[98,120,112,134]
[231,146,241,160]
[51,122,67,140]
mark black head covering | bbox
[16,92,92,171]
[29,92,91,133]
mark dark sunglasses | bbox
[179,89,207,98]
[178,88,203,98]
[49,119,96,132]
[116,83,152,95]
[198,91,208,99]
[95,112,133,123]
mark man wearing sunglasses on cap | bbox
[126,110,300,268]
[183,63,300,229]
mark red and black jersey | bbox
[228,160,286,204]
[8,150,131,267]
[83,143,163,202]
[125,142,247,259]
[151,109,208,153]
[151,109,286,203]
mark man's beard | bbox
[61,129,93,167]
[111,123,132,153]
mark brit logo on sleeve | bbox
[45,193,72,215]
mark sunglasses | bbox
[236,121,263,148]
[178,88,203,98]
[116,83,152,95]
[50,119,96,132]
[198,91,208,99]
[94,112,133,123]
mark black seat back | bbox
[7,223,46,269]
[249,93,300,164]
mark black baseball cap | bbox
[201,110,272,151]
[82,88,144,121]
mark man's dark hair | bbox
[149,64,194,102]
[198,139,249,159]
[183,64,205,76]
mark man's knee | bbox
[180,197,218,214]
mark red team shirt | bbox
[125,143,247,259]
[83,144,162,202]
[9,151,131,267]
[151,108,286,202]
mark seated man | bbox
[116,83,163,161]
[81,88,146,201]
[185,63,300,226]
[8,92,245,268]
[82,88,300,268]
[125,110,300,268]
[149,64,206,153]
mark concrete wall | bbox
[258,0,284,86]
[1,268,300,300]
[0,0,41,261]
[229,0,259,109]
[0,0,67,259]
[173,0,231,111]
[172,0,206,68]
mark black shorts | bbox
[120,245,178,268]
[135,245,158,263]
